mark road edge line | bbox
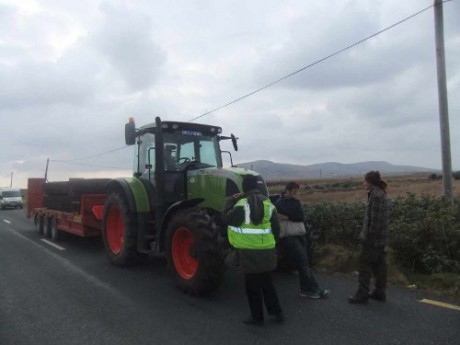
[40,239,66,251]
[419,298,460,312]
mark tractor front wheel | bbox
[166,208,226,296]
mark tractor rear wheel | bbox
[165,208,226,296]
[102,193,142,266]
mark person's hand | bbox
[232,192,244,199]
[278,213,289,221]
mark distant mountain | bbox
[236,160,437,181]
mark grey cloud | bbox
[90,3,166,91]
[0,62,95,110]
[0,4,15,36]
[255,4,436,91]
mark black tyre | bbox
[43,181,71,196]
[102,193,142,266]
[44,217,52,238]
[69,179,110,195]
[39,215,46,236]
[165,208,226,296]
[50,217,60,242]
[44,195,73,212]
[68,179,110,212]
[34,214,44,235]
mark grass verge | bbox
[313,244,460,302]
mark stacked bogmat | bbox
[43,179,110,213]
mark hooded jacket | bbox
[274,194,305,222]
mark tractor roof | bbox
[138,121,222,136]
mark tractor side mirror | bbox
[218,134,238,151]
[231,134,238,151]
[125,118,136,145]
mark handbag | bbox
[279,220,307,238]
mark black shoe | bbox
[243,318,264,326]
[274,313,285,324]
[369,290,386,302]
[348,294,369,304]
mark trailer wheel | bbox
[44,217,52,238]
[50,217,60,242]
[102,193,142,266]
[34,214,44,235]
[165,208,226,296]
[39,215,46,236]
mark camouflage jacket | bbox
[361,186,389,247]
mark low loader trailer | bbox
[28,178,107,240]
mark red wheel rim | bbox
[106,205,124,254]
[172,227,198,280]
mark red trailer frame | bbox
[27,178,106,238]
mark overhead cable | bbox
[189,2,444,122]
[49,160,127,170]
[50,145,130,163]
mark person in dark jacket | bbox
[275,181,330,299]
[224,175,284,326]
[348,171,389,304]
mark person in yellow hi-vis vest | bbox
[224,174,284,326]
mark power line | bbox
[49,160,128,170]
[50,145,130,163]
[189,1,444,122]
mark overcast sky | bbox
[1,0,459,188]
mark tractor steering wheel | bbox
[178,157,191,164]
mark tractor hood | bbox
[186,167,268,212]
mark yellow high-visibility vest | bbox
[227,197,276,250]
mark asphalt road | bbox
[1,209,459,345]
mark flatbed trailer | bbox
[27,178,107,241]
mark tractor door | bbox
[137,132,185,206]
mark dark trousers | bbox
[358,244,387,296]
[279,236,320,293]
[245,272,282,321]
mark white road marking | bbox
[4,224,132,305]
[3,219,11,224]
[40,239,66,251]
[420,298,460,312]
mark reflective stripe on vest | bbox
[228,226,272,234]
[227,197,276,250]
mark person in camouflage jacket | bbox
[349,171,389,304]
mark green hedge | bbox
[303,194,460,274]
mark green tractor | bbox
[102,117,269,295]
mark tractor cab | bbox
[126,118,237,205]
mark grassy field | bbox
[267,173,460,203]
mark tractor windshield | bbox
[163,130,222,170]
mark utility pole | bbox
[434,0,453,203]
[10,172,13,188]
[44,158,50,182]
